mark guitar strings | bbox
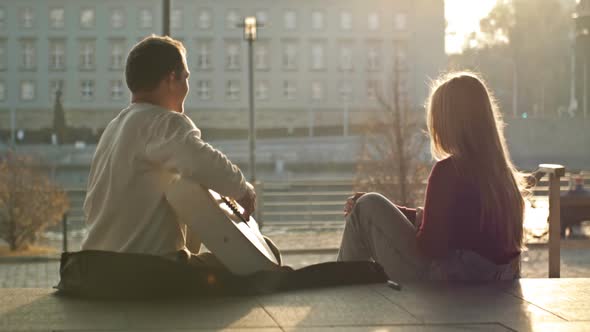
[221,196,248,224]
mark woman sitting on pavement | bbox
[338,72,527,281]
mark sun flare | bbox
[445,0,498,54]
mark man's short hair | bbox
[125,35,186,94]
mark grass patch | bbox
[0,245,59,257]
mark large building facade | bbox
[0,0,445,139]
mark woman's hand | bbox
[415,207,424,229]
[344,192,366,217]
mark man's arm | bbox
[145,112,249,200]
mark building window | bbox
[284,10,297,30]
[20,7,34,29]
[340,11,352,30]
[110,40,125,70]
[339,81,353,101]
[395,13,407,30]
[339,43,353,71]
[196,40,212,70]
[255,80,269,100]
[0,41,5,70]
[368,12,379,31]
[21,40,36,70]
[81,80,94,100]
[282,42,297,70]
[80,40,95,70]
[49,40,66,71]
[198,9,212,29]
[0,82,5,101]
[197,80,211,100]
[395,41,408,65]
[225,42,240,70]
[139,8,153,28]
[226,9,239,30]
[367,80,379,100]
[311,11,324,30]
[111,80,124,100]
[110,8,125,29]
[50,8,65,29]
[80,8,95,29]
[20,81,35,101]
[50,80,65,102]
[226,80,240,100]
[255,42,269,70]
[171,8,183,30]
[283,80,296,100]
[311,43,325,70]
[311,81,323,101]
[367,44,380,71]
[256,10,268,25]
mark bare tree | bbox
[0,152,69,251]
[354,57,430,207]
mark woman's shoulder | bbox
[431,157,458,175]
[428,157,464,185]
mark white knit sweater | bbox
[81,103,248,257]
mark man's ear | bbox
[166,72,176,90]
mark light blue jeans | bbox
[337,193,520,281]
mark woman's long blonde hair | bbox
[426,71,526,252]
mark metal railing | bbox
[62,171,588,229]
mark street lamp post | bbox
[512,59,518,118]
[239,17,262,183]
[162,0,171,36]
[574,2,590,118]
[10,106,15,147]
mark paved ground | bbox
[2,279,590,331]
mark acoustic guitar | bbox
[165,177,281,275]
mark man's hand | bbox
[236,182,256,221]
[344,192,366,217]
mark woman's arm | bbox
[416,160,455,259]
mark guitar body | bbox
[165,177,280,275]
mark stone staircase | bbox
[57,172,589,231]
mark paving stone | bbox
[0,289,279,331]
[124,297,279,330]
[506,278,590,321]
[504,321,590,332]
[257,285,419,327]
[284,324,512,332]
[372,282,565,326]
[63,329,282,332]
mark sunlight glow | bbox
[524,199,550,240]
[445,0,498,54]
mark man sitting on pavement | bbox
[81,35,256,267]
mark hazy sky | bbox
[445,0,497,54]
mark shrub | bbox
[0,152,69,251]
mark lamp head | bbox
[244,16,257,40]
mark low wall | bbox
[505,119,590,170]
